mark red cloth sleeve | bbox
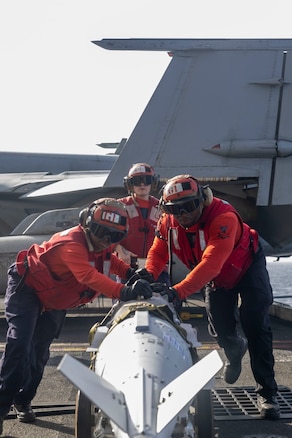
[49,243,124,299]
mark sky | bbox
[1,0,292,155]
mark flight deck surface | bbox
[0,297,291,437]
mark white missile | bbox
[58,295,223,437]
[204,139,292,158]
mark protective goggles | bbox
[130,175,153,186]
[161,198,201,216]
[90,223,127,243]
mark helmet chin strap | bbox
[84,229,103,252]
[83,228,96,250]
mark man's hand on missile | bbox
[134,268,154,283]
[126,267,137,280]
[151,283,180,303]
[125,268,154,286]
[120,279,153,301]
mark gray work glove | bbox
[120,279,153,301]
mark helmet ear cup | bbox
[202,185,213,206]
[79,207,88,226]
[85,210,92,228]
[80,199,105,228]
[123,175,133,193]
[84,202,98,228]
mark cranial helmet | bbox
[160,175,213,215]
[123,163,160,193]
[162,175,203,203]
[82,198,129,243]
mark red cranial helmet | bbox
[160,175,207,217]
[128,163,155,178]
[124,163,160,193]
[84,198,129,243]
[162,175,202,203]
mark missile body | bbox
[58,295,223,437]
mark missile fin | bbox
[156,350,223,433]
[58,354,127,432]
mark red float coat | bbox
[118,195,160,258]
[146,197,258,299]
[16,225,129,310]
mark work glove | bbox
[135,268,155,284]
[126,267,136,280]
[151,282,180,305]
[126,267,155,286]
[120,279,153,302]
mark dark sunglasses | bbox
[162,198,201,216]
[90,223,127,243]
[131,175,153,186]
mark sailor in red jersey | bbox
[145,175,280,420]
[0,198,152,432]
[116,163,169,284]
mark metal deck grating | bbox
[212,386,292,420]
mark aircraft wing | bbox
[0,171,124,235]
[0,151,117,174]
[20,172,110,198]
[0,147,119,236]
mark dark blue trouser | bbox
[0,264,66,417]
[204,244,278,399]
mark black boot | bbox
[223,337,248,384]
[257,395,280,420]
[13,403,36,423]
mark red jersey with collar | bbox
[146,197,258,299]
[118,195,160,257]
[16,225,128,310]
